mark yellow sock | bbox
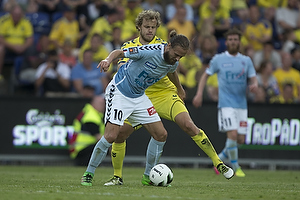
[192,129,222,167]
[111,141,126,178]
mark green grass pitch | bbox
[0,165,299,200]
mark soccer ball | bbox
[149,164,173,187]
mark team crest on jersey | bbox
[147,106,157,116]
[129,47,138,54]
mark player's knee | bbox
[153,129,167,142]
[237,136,245,145]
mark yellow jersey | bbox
[118,36,177,96]
[0,14,33,45]
[273,68,300,98]
[49,17,79,47]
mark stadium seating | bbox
[25,12,51,34]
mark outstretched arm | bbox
[97,50,124,72]
[167,71,186,100]
[192,72,210,108]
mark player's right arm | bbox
[193,72,210,108]
[97,50,124,72]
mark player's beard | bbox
[227,44,240,55]
[140,30,155,43]
[164,51,176,65]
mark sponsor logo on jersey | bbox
[147,106,157,116]
[145,61,158,69]
[222,63,233,68]
[240,121,247,127]
[129,47,138,54]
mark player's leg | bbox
[81,122,120,186]
[142,121,167,185]
[174,111,222,167]
[218,107,245,177]
[174,108,233,179]
[104,122,135,186]
[233,109,248,177]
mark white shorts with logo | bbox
[104,80,161,127]
[218,107,248,135]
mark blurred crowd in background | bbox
[0,0,300,104]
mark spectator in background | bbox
[141,0,163,17]
[104,27,123,80]
[194,34,218,62]
[255,60,280,102]
[19,34,50,84]
[165,0,194,23]
[59,39,77,68]
[114,5,138,42]
[177,46,203,91]
[35,49,71,96]
[71,49,108,97]
[197,0,230,39]
[61,0,90,32]
[87,0,110,25]
[79,33,109,63]
[0,4,33,82]
[49,6,83,50]
[273,52,300,101]
[243,5,273,52]
[69,95,106,166]
[1,0,38,13]
[253,41,282,70]
[230,0,249,23]
[124,0,143,24]
[166,6,196,41]
[291,45,300,72]
[35,0,62,15]
[82,8,119,48]
[270,83,298,104]
[275,0,300,39]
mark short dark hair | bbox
[224,28,242,40]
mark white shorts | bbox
[218,107,248,134]
[104,80,161,127]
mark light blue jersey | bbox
[114,44,178,98]
[206,51,256,109]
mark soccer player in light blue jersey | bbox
[193,28,258,177]
[80,31,192,186]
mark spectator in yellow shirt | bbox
[166,6,196,41]
[79,33,110,63]
[243,5,273,51]
[0,4,33,81]
[198,0,230,39]
[49,6,83,49]
[273,52,300,101]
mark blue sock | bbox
[225,138,240,171]
[218,147,228,161]
[86,137,112,174]
[144,137,165,176]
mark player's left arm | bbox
[167,71,186,100]
[248,76,258,93]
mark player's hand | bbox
[192,94,203,108]
[249,83,258,93]
[97,59,110,72]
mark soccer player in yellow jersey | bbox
[104,10,233,186]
